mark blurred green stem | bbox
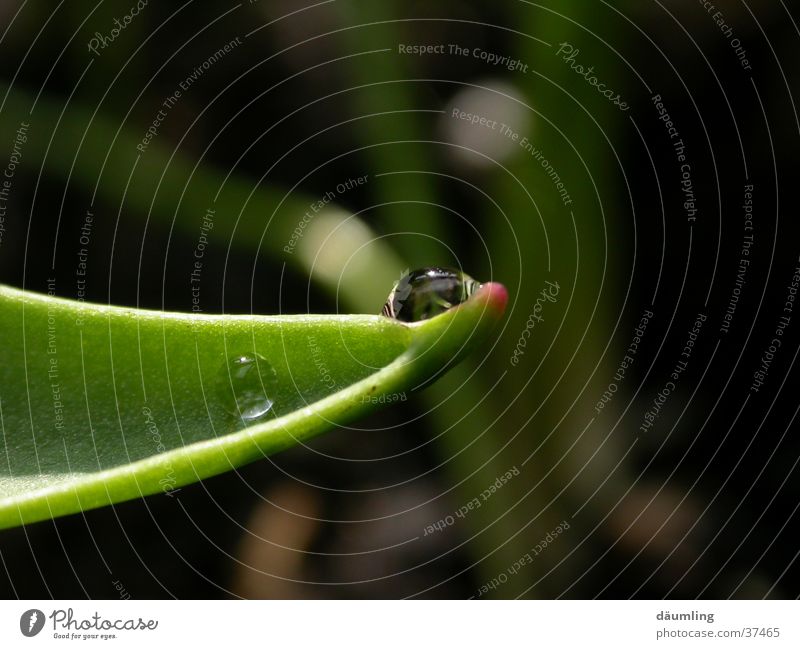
[0,83,402,309]
[335,0,445,266]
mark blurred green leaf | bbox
[0,83,403,310]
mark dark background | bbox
[0,0,798,598]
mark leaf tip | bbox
[476,281,508,317]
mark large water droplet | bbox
[381,267,482,322]
[218,353,277,420]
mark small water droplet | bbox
[381,267,482,322]
[218,353,277,420]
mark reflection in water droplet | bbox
[381,267,482,322]
[219,353,277,420]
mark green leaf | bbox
[0,282,507,529]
